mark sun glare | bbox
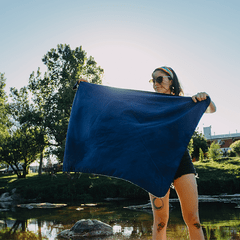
[86,41,159,92]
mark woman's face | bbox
[152,70,173,94]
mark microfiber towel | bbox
[63,82,210,198]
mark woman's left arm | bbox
[192,92,216,113]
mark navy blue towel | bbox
[63,82,210,197]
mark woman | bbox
[149,66,216,240]
[77,66,216,239]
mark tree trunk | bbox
[38,151,43,175]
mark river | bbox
[0,199,240,239]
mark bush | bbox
[207,142,222,161]
[230,140,240,156]
[199,148,204,162]
[228,149,236,157]
[191,130,208,159]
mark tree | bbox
[207,141,222,161]
[230,140,240,157]
[9,86,49,176]
[187,138,194,156]
[0,126,40,178]
[191,130,208,159]
[199,148,204,162]
[28,44,103,163]
[0,73,10,144]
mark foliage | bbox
[207,141,222,161]
[228,149,236,157]
[0,227,45,240]
[28,44,103,162]
[187,138,194,156]
[230,140,240,156]
[199,148,204,162]
[2,44,103,177]
[8,85,48,176]
[0,73,10,144]
[1,157,239,202]
[0,126,41,178]
[190,130,208,159]
[2,172,148,202]
[194,157,240,195]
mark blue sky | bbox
[1,0,239,135]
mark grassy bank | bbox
[0,172,148,203]
[194,157,240,195]
[1,157,239,203]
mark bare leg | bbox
[149,189,170,240]
[174,174,204,240]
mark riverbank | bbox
[194,157,240,196]
[1,157,239,203]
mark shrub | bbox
[207,142,222,161]
[191,130,208,159]
[199,148,204,162]
[230,140,240,156]
[228,149,236,157]
[187,138,194,156]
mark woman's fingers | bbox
[192,92,209,102]
[77,78,88,84]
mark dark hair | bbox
[153,67,184,96]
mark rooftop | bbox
[205,132,240,140]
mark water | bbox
[0,200,240,239]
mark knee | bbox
[153,210,169,226]
[153,213,168,234]
[184,213,201,228]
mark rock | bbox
[17,203,67,209]
[81,203,97,207]
[11,188,17,194]
[0,209,8,212]
[0,201,12,209]
[76,207,84,211]
[58,219,113,239]
[104,197,126,201]
[0,192,13,202]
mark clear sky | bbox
[1,0,239,136]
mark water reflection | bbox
[0,200,240,239]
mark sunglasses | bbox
[150,76,171,84]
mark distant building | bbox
[7,163,23,173]
[203,126,240,155]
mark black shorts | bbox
[173,150,196,180]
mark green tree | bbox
[191,130,208,159]
[0,126,40,178]
[199,148,204,162]
[0,73,10,144]
[230,140,240,157]
[187,138,194,156]
[28,44,103,163]
[9,86,49,176]
[207,141,222,161]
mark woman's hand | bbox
[192,92,216,113]
[191,92,209,103]
[73,78,88,90]
[77,78,88,84]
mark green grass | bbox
[1,157,240,202]
[0,172,148,203]
[194,157,240,195]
